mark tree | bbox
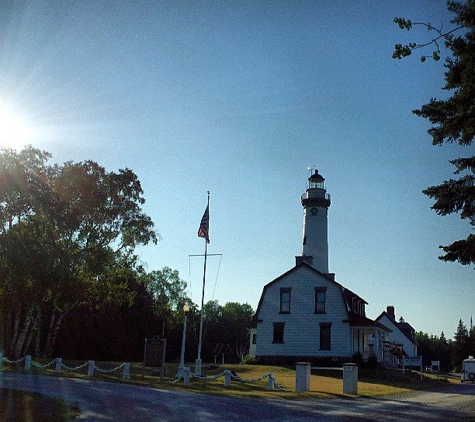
[142,267,189,322]
[453,319,473,366]
[55,270,167,361]
[436,331,453,371]
[221,302,254,361]
[197,300,253,363]
[0,146,157,357]
[393,1,475,266]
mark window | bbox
[273,322,285,343]
[358,301,365,316]
[252,334,257,345]
[280,288,291,313]
[315,287,326,313]
[319,323,331,350]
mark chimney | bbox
[387,306,395,318]
[296,255,313,266]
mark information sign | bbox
[403,356,423,381]
[143,336,167,379]
[404,356,422,367]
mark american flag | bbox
[198,205,210,243]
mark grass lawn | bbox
[0,388,79,422]
[153,363,458,399]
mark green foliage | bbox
[0,146,158,357]
[453,319,474,366]
[415,319,474,371]
[198,300,254,363]
[393,1,475,266]
[394,17,413,30]
[142,267,188,319]
[392,15,443,62]
[416,331,453,370]
[241,355,260,365]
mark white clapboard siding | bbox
[255,264,352,358]
[377,314,418,357]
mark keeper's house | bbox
[249,170,393,364]
[376,306,418,359]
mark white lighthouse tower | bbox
[300,169,331,273]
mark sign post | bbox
[403,356,423,381]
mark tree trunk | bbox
[34,309,42,356]
[4,308,12,357]
[44,310,57,357]
[13,307,33,359]
[9,306,22,358]
[47,312,66,356]
[23,307,40,356]
[44,304,75,357]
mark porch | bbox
[351,326,389,362]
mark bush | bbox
[351,353,363,364]
[241,355,260,365]
[365,354,378,369]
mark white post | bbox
[55,358,62,374]
[224,369,232,387]
[183,367,191,385]
[24,355,31,370]
[267,372,275,390]
[343,363,358,395]
[122,363,130,379]
[295,362,311,392]
[177,306,189,377]
[87,360,95,377]
[194,359,202,377]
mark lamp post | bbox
[177,302,190,377]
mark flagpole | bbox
[196,191,209,376]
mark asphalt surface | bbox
[0,372,474,421]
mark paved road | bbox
[1,372,474,421]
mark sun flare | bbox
[0,102,32,149]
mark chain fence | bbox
[0,353,131,379]
[170,367,292,391]
[0,353,291,391]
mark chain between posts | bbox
[169,369,292,391]
[2,356,27,365]
[231,372,292,391]
[0,354,130,378]
[1,354,290,391]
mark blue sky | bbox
[0,0,473,339]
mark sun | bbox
[0,102,32,149]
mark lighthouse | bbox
[300,169,331,273]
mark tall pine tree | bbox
[393,1,475,266]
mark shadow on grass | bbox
[0,388,79,422]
